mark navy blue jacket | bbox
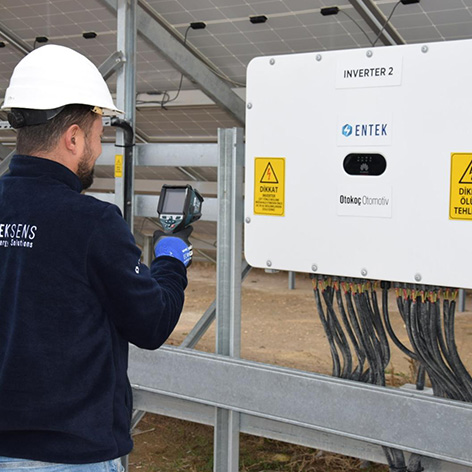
[0,155,187,463]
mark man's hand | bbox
[153,226,193,267]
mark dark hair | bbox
[16,104,97,156]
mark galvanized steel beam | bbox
[129,345,472,468]
[132,388,472,472]
[98,143,218,167]
[214,128,245,472]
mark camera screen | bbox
[161,188,187,214]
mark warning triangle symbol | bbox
[459,160,472,184]
[260,162,279,184]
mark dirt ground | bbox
[129,263,472,471]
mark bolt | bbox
[415,273,422,282]
[421,45,428,54]
[366,50,373,58]
[312,264,318,272]
[361,268,368,277]
[266,260,272,267]
[316,54,322,62]
[270,58,275,65]
[245,217,251,224]
[247,102,253,110]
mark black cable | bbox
[336,284,365,380]
[382,286,417,359]
[372,0,402,47]
[407,295,463,400]
[427,297,467,397]
[444,298,472,398]
[415,364,426,391]
[407,454,424,472]
[323,285,353,379]
[345,284,372,382]
[338,10,373,46]
[313,281,341,377]
[159,26,192,109]
[370,288,391,369]
[355,289,384,385]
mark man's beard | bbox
[77,143,95,191]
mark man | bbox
[0,44,192,470]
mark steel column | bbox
[288,271,296,290]
[115,0,137,228]
[214,128,244,472]
[459,289,466,312]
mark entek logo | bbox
[342,124,353,137]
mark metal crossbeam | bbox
[0,20,32,55]
[98,143,218,166]
[132,389,472,472]
[99,51,126,81]
[129,345,472,468]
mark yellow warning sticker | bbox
[254,158,285,216]
[115,154,123,178]
[450,153,472,220]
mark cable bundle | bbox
[312,277,389,384]
[386,285,472,402]
[312,276,424,472]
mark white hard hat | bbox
[1,44,123,115]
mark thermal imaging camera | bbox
[157,184,204,233]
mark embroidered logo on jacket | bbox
[0,223,37,248]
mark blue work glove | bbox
[153,226,193,267]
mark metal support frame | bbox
[348,0,406,46]
[99,51,126,81]
[115,130,472,470]
[214,128,244,472]
[129,345,472,470]
[115,0,137,229]
[98,0,245,125]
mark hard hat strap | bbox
[8,106,66,129]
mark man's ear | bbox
[64,124,81,153]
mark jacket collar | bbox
[8,154,83,193]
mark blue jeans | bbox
[0,457,123,471]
